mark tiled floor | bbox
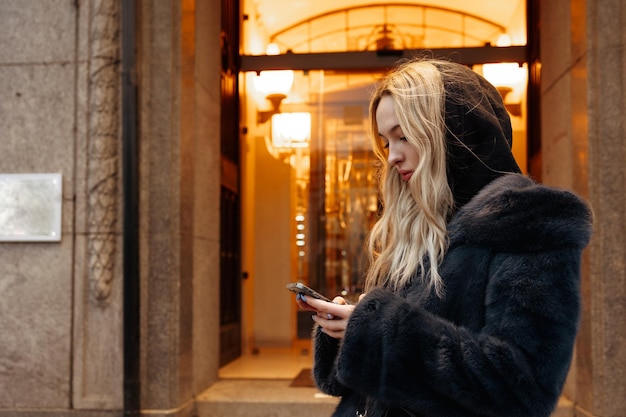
[201,345,338,417]
[218,346,314,380]
[196,379,339,417]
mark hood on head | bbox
[435,62,522,210]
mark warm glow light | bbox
[482,63,525,87]
[253,43,293,96]
[481,61,527,117]
[266,43,281,55]
[482,33,526,90]
[271,112,311,149]
[253,70,294,97]
[495,34,512,47]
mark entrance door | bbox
[242,70,385,346]
[237,0,532,354]
[219,0,241,366]
[242,60,529,347]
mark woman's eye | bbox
[400,136,408,142]
[382,142,389,149]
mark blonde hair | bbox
[365,59,454,297]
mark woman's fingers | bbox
[304,296,356,339]
[299,295,330,311]
[295,293,363,338]
[303,296,355,318]
[295,294,318,311]
[312,314,349,339]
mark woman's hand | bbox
[296,293,365,339]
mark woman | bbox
[295,59,592,417]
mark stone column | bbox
[541,1,626,416]
[585,0,626,416]
[138,0,221,415]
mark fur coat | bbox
[312,173,592,417]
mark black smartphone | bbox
[286,282,332,302]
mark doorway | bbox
[241,70,385,350]
[221,0,531,377]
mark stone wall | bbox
[0,0,222,416]
[0,0,124,413]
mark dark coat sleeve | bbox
[312,324,348,396]
[334,246,584,417]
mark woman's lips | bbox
[399,170,413,181]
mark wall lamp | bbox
[254,70,294,124]
[264,112,312,164]
[483,62,526,117]
[495,86,522,117]
[481,34,526,117]
[270,112,311,149]
[257,93,287,124]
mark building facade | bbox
[0,0,624,416]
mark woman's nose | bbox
[387,145,402,165]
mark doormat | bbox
[290,368,315,387]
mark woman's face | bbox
[376,95,420,182]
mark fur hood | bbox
[437,62,522,209]
[313,174,592,417]
[448,174,592,252]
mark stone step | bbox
[196,379,339,417]
[197,379,574,417]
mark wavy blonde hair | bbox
[365,60,454,297]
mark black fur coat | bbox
[313,174,592,417]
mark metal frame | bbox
[241,45,527,72]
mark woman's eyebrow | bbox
[379,124,402,138]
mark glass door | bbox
[243,63,528,350]
[242,69,385,344]
[304,78,381,302]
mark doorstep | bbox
[196,380,574,417]
[196,379,339,417]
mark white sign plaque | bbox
[0,173,62,242]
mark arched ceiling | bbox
[244,0,527,54]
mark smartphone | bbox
[286,282,332,302]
